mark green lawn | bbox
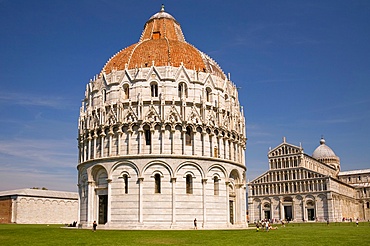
[1,222,370,246]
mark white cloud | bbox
[0,91,73,109]
[0,138,76,168]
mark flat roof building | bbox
[0,188,78,224]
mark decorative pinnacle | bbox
[161,4,165,12]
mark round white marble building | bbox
[77,6,247,229]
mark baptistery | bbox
[77,6,247,229]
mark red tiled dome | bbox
[102,6,226,79]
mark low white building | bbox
[0,189,78,224]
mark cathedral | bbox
[77,6,247,229]
[248,137,370,223]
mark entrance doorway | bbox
[307,209,315,221]
[284,206,292,221]
[264,210,271,220]
[98,195,108,224]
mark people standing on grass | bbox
[92,221,97,232]
[356,218,359,227]
[265,220,269,232]
[194,218,197,229]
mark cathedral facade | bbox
[248,137,370,223]
[77,6,247,229]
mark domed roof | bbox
[312,138,337,159]
[102,5,226,79]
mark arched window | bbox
[151,82,158,97]
[185,126,192,146]
[123,84,129,99]
[122,174,128,194]
[186,174,193,194]
[144,127,151,145]
[154,174,161,193]
[205,87,211,102]
[213,176,219,195]
[178,82,188,98]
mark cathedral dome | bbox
[312,138,340,170]
[102,5,226,79]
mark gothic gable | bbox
[203,74,216,89]
[205,110,217,127]
[174,65,191,82]
[165,105,182,124]
[187,106,202,125]
[118,69,134,86]
[268,141,303,158]
[143,105,161,124]
[122,106,138,124]
[105,106,118,125]
[145,66,162,82]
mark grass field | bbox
[1,222,370,246]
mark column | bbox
[171,129,175,154]
[107,178,112,223]
[280,198,283,220]
[117,128,122,155]
[138,128,142,154]
[171,178,177,227]
[182,129,185,155]
[161,128,165,154]
[236,184,244,225]
[83,140,87,162]
[93,132,97,159]
[138,177,144,223]
[150,130,154,154]
[108,129,113,156]
[202,129,206,156]
[223,137,227,159]
[88,181,95,224]
[225,181,230,225]
[202,179,207,228]
[303,199,306,222]
[87,134,92,160]
[314,196,318,221]
[100,132,105,158]
[271,200,274,220]
[216,136,221,158]
[127,129,132,155]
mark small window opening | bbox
[145,129,151,145]
[206,87,211,102]
[123,174,128,194]
[185,127,192,146]
[186,174,193,194]
[214,176,219,195]
[155,174,161,193]
[151,83,158,97]
[123,85,129,99]
[152,31,160,40]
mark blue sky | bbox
[0,0,369,192]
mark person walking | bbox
[92,221,97,232]
[194,218,197,230]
